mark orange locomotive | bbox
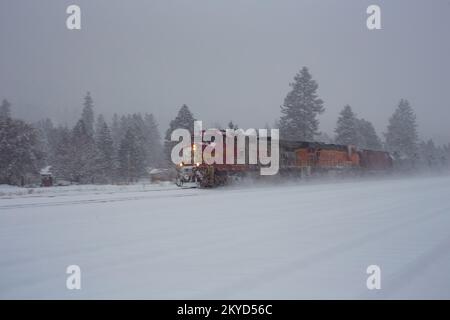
[175,133,393,188]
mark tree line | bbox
[1,93,163,185]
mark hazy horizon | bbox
[1,0,449,144]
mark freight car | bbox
[175,132,392,188]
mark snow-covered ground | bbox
[1,174,450,299]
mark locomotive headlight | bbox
[196,163,200,167]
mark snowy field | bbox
[1,174,450,299]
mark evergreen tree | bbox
[356,118,382,150]
[130,113,150,168]
[69,120,97,183]
[95,115,115,183]
[418,139,441,168]
[0,99,11,119]
[33,118,54,169]
[111,113,122,151]
[165,104,195,137]
[51,126,72,181]
[279,67,324,141]
[119,114,131,141]
[118,128,145,183]
[81,92,95,137]
[0,117,40,185]
[334,105,358,146]
[95,114,106,135]
[144,113,163,167]
[385,99,419,159]
[164,104,195,164]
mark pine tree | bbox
[95,114,106,135]
[385,99,419,159]
[119,114,131,142]
[33,118,54,169]
[81,92,95,137]
[335,105,359,146]
[356,118,382,150]
[279,67,324,141]
[164,104,195,164]
[0,117,40,185]
[69,119,97,183]
[95,115,115,183]
[118,128,145,183]
[165,104,195,137]
[144,113,163,167]
[111,113,121,150]
[419,139,441,168]
[130,113,150,168]
[0,99,11,119]
[51,126,72,181]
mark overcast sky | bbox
[1,0,449,143]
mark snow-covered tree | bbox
[69,119,97,183]
[356,118,382,150]
[164,104,195,164]
[95,114,106,136]
[385,99,419,159]
[111,113,122,151]
[144,113,163,167]
[334,105,358,146]
[118,128,146,183]
[0,99,11,119]
[95,115,115,183]
[131,113,150,165]
[81,92,95,137]
[418,139,444,168]
[0,117,40,185]
[51,126,72,181]
[335,106,382,149]
[110,112,164,178]
[165,104,195,137]
[33,118,54,168]
[279,67,325,141]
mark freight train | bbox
[175,132,393,188]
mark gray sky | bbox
[1,0,449,144]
